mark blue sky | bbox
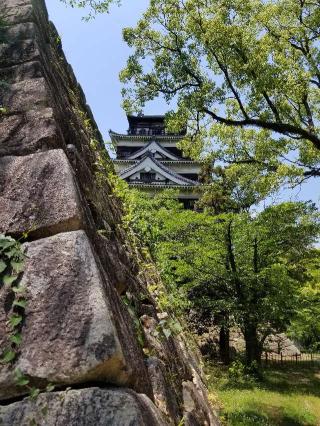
[46,0,158,139]
[46,0,318,206]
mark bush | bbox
[228,360,262,384]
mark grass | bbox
[206,362,320,426]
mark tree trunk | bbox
[219,325,230,365]
[243,323,261,365]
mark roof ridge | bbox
[127,140,183,161]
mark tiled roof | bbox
[119,153,199,186]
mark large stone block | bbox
[2,6,34,25]
[1,78,49,113]
[0,108,60,157]
[0,61,43,84]
[0,231,152,400]
[1,0,33,8]
[147,357,180,425]
[0,39,40,68]
[0,150,82,237]
[5,22,38,42]
[183,381,219,426]
[0,387,167,426]
[0,0,34,25]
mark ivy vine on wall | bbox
[0,234,55,399]
[0,234,26,364]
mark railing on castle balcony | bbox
[127,128,186,136]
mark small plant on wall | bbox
[0,234,26,364]
[0,234,55,400]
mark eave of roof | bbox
[128,182,198,190]
[109,130,185,142]
[119,154,199,186]
[114,159,202,165]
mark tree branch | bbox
[203,108,320,150]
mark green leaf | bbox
[3,275,17,286]
[12,286,26,293]
[10,333,22,345]
[15,371,30,386]
[13,299,27,309]
[11,261,24,274]
[9,315,23,327]
[46,383,55,392]
[14,367,25,380]
[5,248,20,259]
[18,377,29,386]
[0,239,15,251]
[1,350,16,363]
[0,260,6,273]
[30,387,40,399]
[163,328,172,339]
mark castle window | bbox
[140,172,156,183]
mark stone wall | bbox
[0,1,219,424]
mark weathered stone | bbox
[0,108,60,157]
[2,6,34,25]
[1,0,34,25]
[201,326,301,357]
[0,39,40,68]
[5,23,38,42]
[183,381,219,426]
[0,150,82,237]
[2,78,49,113]
[0,231,152,400]
[0,387,167,426]
[264,333,300,355]
[0,61,43,84]
[147,357,180,425]
[141,315,220,425]
[96,233,137,294]
[174,332,204,379]
[141,315,191,380]
[0,0,219,423]
[1,0,33,8]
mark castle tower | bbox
[110,115,201,208]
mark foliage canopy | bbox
[60,0,120,19]
[120,0,320,181]
[129,190,320,363]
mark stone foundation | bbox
[0,0,219,424]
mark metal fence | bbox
[262,352,320,365]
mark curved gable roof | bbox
[119,154,198,186]
[127,141,182,161]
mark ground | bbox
[206,362,320,426]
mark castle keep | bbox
[111,115,201,208]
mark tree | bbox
[197,161,281,214]
[131,192,320,364]
[60,0,120,19]
[288,249,320,351]
[120,0,320,181]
